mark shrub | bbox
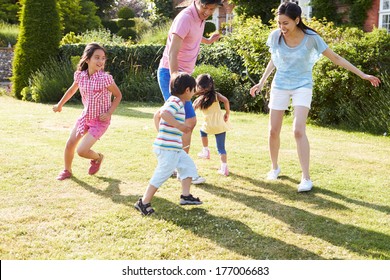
[22,57,75,103]
[11,0,61,99]
[192,64,240,108]
[60,29,126,46]
[138,20,171,45]
[119,65,162,103]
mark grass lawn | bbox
[0,95,389,260]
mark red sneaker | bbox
[56,169,72,180]
[89,153,104,175]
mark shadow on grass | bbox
[196,179,390,259]
[70,176,323,259]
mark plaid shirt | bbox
[74,70,114,136]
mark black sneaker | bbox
[134,198,155,215]
[180,194,203,205]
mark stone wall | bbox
[0,47,13,82]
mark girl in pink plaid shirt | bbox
[53,43,122,180]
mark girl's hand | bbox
[250,83,262,97]
[52,104,62,113]
[99,113,111,122]
[362,74,381,87]
[224,112,229,122]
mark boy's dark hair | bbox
[196,74,216,110]
[170,73,196,96]
[277,2,317,44]
[77,43,107,71]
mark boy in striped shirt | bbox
[135,73,204,215]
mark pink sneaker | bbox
[198,148,210,159]
[218,165,229,176]
[89,153,104,175]
[56,169,72,180]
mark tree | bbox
[0,0,20,24]
[229,0,279,24]
[117,6,137,40]
[90,0,115,19]
[58,0,101,34]
[12,0,61,99]
[149,0,173,23]
[108,0,149,18]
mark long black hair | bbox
[196,74,216,110]
[277,2,318,44]
[77,43,107,71]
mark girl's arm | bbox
[217,92,230,122]
[100,82,122,122]
[250,59,276,97]
[52,82,79,112]
[160,110,191,134]
[322,48,381,87]
[192,97,201,110]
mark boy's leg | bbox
[142,184,158,204]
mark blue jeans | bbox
[200,131,227,155]
[157,67,196,119]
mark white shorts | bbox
[268,87,312,110]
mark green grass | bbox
[0,21,18,47]
[0,95,389,260]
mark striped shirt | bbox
[74,70,114,136]
[153,96,185,151]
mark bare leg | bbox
[220,154,227,164]
[201,135,208,148]
[76,133,100,160]
[63,126,83,172]
[142,184,158,204]
[293,106,310,180]
[268,110,284,170]
[181,177,192,196]
[182,116,196,153]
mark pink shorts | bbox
[76,117,110,140]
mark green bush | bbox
[138,21,171,45]
[192,64,241,109]
[119,65,162,103]
[12,0,61,99]
[204,21,216,37]
[22,57,75,103]
[60,29,126,46]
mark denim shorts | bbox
[149,148,198,188]
[157,67,196,119]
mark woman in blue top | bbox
[250,2,380,193]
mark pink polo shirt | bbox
[159,2,205,73]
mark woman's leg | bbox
[268,109,284,170]
[293,106,310,180]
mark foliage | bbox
[107,0,149,18]
[192,64,239,102]
[117,6,137,40]
[119,64,162,102]
[11,0,61,99]
[310,0,373,28]
[0,0,20,24]
[229,0,279,24]
[137,20,171,45]
[58,0,102,35]
[149,0,173,24]
[60,29,126,46]
[90,0,115,19]
[133,17,152,39]
[204,21,216,37]
[21,57,74,103]
[0,20,18,47]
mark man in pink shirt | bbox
[158,0,223,156]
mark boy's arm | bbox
[153,110,161,131]
[160,110,191,134]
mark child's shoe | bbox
[89,153,104,175]
[198,148,210,159]
[134,198,155,215]
[218,164,229,176]
[180,194,203,205]
[191,176,206,184]
[266,166,281,180]
[56,169,72,180]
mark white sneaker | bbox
[192,176,206,184]
[198,148,210,159]
[298,179,313,192]
[217,165,229,176]
[266,166,281,180]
